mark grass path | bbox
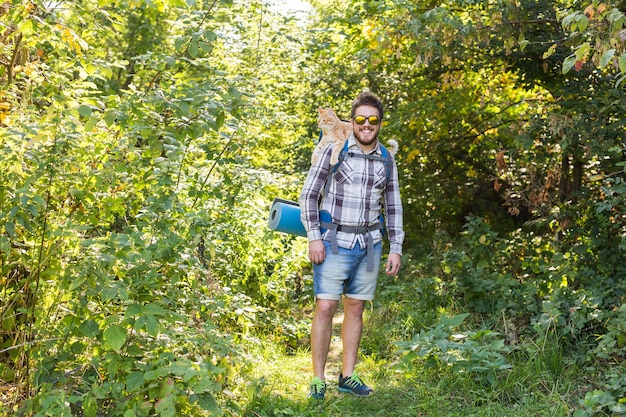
[241,306,578,417]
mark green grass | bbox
[237,332,580,417]
[230,273,590,417]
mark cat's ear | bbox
[326,108,334,116]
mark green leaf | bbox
[144,303,167,315]
[573,409,590,417]
[197,394,219,412]
[78,105,92,117]
[216,111,225,130]
[155,395,175,417]
[126,344,144,356]
[4,222,15,238]
[145,367,170,381]
[619,53,626,74]
[198,41,213,53]
[188,41,199,58]
[441,313,469,327]
[125,303,143,317]
[82,393,97,417]
[600,49,616,68]
[68,274,87,291]
[178,100,190,117]
[164,55,176,67]
[79,319,100,338]
[574,42,590,60]
[17,19,35,36]
[85,63,98,75]
[126,371,145,392]
[144,314,161,337]
[563,55,577,74]
[103,110,117,127]
[561,12,579,31]
[103,324,127,351]
[576,14,589,31]
[203,29,217,42]
[84,117,98,132]
[175,36,187,51]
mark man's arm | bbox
[299,145,332,262]
[384,155,405,259]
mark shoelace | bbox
[311,378,326,393]
[344,373,365,388]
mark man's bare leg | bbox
[341,297,365,377]
[311,298,339,380]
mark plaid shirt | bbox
[299,134,404,254]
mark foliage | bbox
[555,2,626,85]
[3,0,626,415]
[0,0,311,415]
[397,313,514,387]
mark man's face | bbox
[352,105,381,149]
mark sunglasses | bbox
[353,115,380,126]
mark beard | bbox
[354,127,379,148]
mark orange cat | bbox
[312,107,352,166]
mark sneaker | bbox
[308,376,326,400]
[338,372,373,397]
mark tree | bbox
[1,0,311,414]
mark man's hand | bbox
[385,253,401,276]
[308,239,326,264]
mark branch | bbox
[7,32,22,85]
[190,122,240,210]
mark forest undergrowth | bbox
[4,1,626,416]
[238,265,589,417]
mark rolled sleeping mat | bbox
[268,198,307,237]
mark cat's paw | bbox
[330,155,339,166]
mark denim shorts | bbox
[313,240,382,301]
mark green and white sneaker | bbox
[308,376,326,400]
[338,372,373,397]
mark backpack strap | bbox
[324,141,391,196]
[323,139,350,197]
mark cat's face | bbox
[318,107,338,128]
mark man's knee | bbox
[343,297,366,316]
[315,299,338,319]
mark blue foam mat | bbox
[268,198,307,237]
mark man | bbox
[299,91,404,400]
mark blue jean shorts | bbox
[313,240,382,301]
